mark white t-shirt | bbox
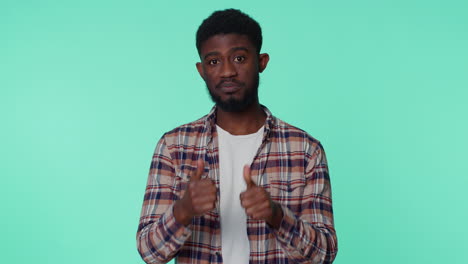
[216,125,264,264]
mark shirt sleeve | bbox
[273,143,338,263]
[136,135,192,264]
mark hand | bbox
[240,165,283,229]
[174,159,217,226]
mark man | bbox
[137,9,337,264]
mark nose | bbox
[220,60,237,78]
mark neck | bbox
[216,102,266,135]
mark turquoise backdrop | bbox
[2,0,467,263]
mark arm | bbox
[273,143,338,263]
[240,143,337,263]
[136,136,192,264]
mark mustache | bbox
[215,79,245,89]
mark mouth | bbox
[217,81,243,94]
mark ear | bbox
[258,53,270,73]
[196,62,205,80]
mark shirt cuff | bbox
[159,204,192,246]
[274,205,299,245]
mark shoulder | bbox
[268,115,326,159]
[270,116,321,145]
[161,114,210,147]
[165,115,207,136]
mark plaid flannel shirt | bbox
[137,106,337,264]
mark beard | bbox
[207,74,259,112]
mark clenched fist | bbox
[174,159,217,226]
[240,165,284,229]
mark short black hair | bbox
[196,9,263,54]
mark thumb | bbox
[243,165,255,189]
[191,159,204,181]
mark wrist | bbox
[268,202,284,229]
[173,200,192,226]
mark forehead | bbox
[199,33,255,57]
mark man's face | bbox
[196,33,269,112]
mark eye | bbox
[234,56,245,63]
[208,59,219,65]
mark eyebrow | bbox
[203,46,250,60]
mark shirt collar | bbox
[204,104,274,143]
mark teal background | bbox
[2,0,467,263]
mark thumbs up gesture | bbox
[174,159,217,226]
[240,165,284,229]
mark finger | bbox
[240,189,255,205]
[246,207,268,220]
[199,178,217,187]
[242,193,269,210]
[251,210,272,220]
[243,165,255,189]
[190,184,216,195]
[198,203,216,214]
[245,200,271,215]
[190,188,215,202]
[196,180,217,194]
[192,198,217,214]
[247,200,273,218]
[192,195,217,206]
[240,187,266,202]
[191,159,204,181]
